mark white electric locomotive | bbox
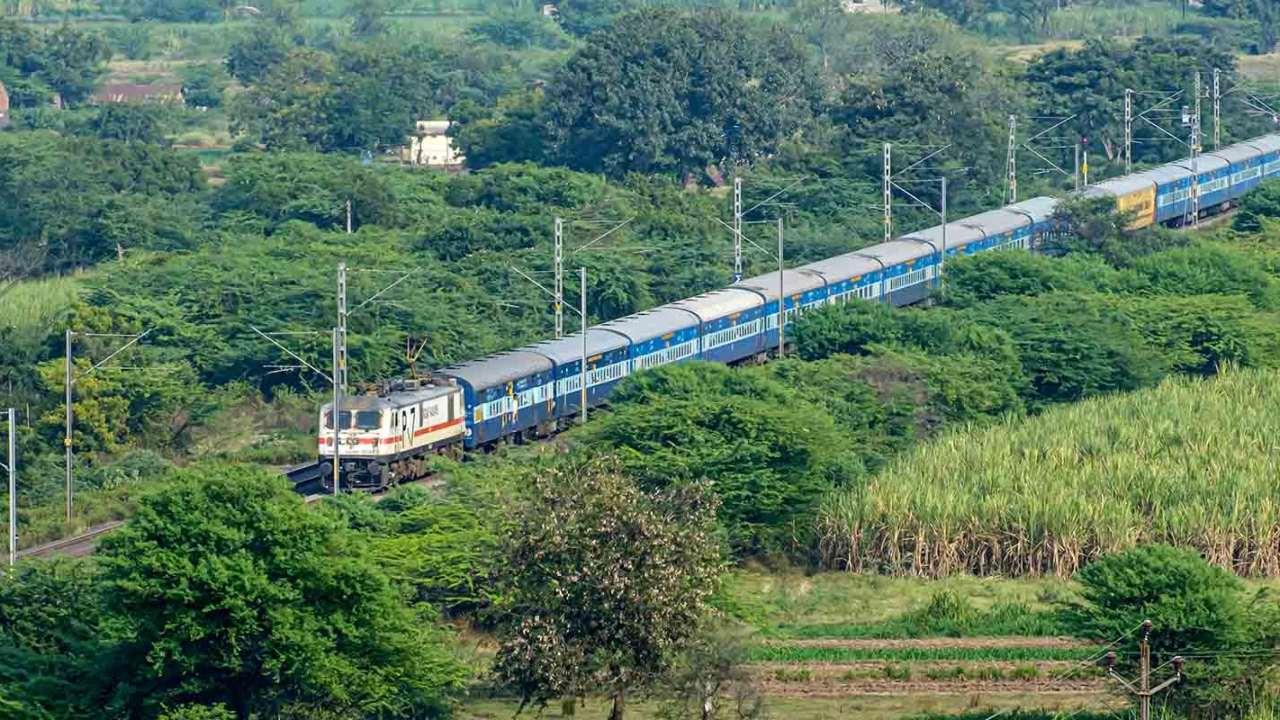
[318,379,466,490]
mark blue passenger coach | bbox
[428,134,1280,449]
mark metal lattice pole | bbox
[1125,89,1134,174]
[336,262,348,393]
[939,178,948,289]
[1192,71,1202,226]
[1213,68,1221,150]
[554,217,564,338]
[882,143,892,244]
[1006,115,1017,203]
[733,178,743,282]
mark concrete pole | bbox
[777,218,785,359]
[1139,620,1152,720]
[7,408,15,569]
[579,267,587,425]
[940,177,947,289]
[63,329,72,522]
[336,262,348,393]
[331,328,341,496]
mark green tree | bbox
[543,9,822,180]
[0,559,105,719]
[968,292,1167,406]
[555,0,641,37]
[95,464,466,719]
[492,455,724,720]
[32,23,111,106]
[181,62,228,109]
[1068,544,1280,718]
[225,21,296,84]
[229,47,338,150]
[1233,178,1280,232]
[449,91,549,169]
[587,362,861,554]
[89,102,172,144]
[349,0,391,36]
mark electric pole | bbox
[1213,67,1221,150]
[776,218,785,359]
[63,328,152,522]
[345,199,353,234]
[63,329,72,523]
[3,408,14,569]
[1104,621,1184,720]
[939,177,947,289]
[1192,71,1202,226]
[331,328,341,496]
[1006,115,1017,204]
[579,267,587,425]
[733,178,743,282]
[336,262,348,393]
[1074,141,1081,192]
[883,143,892,244]
[554,217,564,338]
[1125,88,1134,174]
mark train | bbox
[317,132,1280,490]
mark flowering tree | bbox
[492,454,724,720]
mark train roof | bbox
[1208,141,1265,165]
[435,350,553,390]
[525,327,630,365]
[1143,164,1194,184]
[1005,196,1059,223]
[1086,173,1157,197]
[1171,153,1229,174]
[734,268,828,301]
[671,288,763,322]
[901,220,986,250]
[322,382,454,412]
[854,238,937,266]
[1249,134,1280,154]
[597,306,700,342]
[796,252,883,284]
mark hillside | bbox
[818,368,1280,578]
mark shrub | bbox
[1068,544,1280,718]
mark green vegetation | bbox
[746,644,1097,663]
[818,368,1280,577]
[0,465,467,719]
[1069,544,1280,718]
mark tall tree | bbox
[94,464,466,719]
[492,455,724,720]
[543,9,822,180]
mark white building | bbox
[401,120,465,170]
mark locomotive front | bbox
[318,394,396,490]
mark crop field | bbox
[460,572,1122,719]
[817,368,1280,578]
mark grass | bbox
[771,591,1069,639]
[717,569,1077,632]
[817,368,1280,578]
[746,645,1098,664]
[0,275,81,332]
[459,696,1119,720]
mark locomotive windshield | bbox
[323,410,353,430]
[354,411,382,430]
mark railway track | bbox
[16,521,124,559]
